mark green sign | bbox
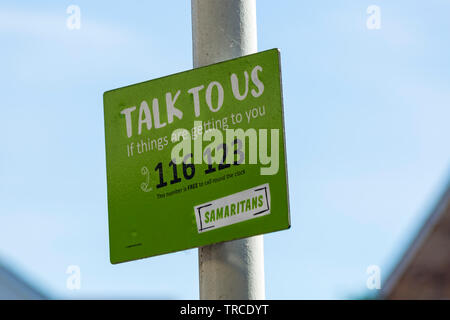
[103,49,290,264]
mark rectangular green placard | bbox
[103,48,290,264]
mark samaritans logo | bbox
[194,183,270,233]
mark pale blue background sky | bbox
[0,1,449,299]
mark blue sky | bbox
[0,1,449,299]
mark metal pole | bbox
[191,0,265,300]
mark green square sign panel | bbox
[104,48,290,264]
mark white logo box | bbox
[194,183,271,233]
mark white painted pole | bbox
[191,0,265,300]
